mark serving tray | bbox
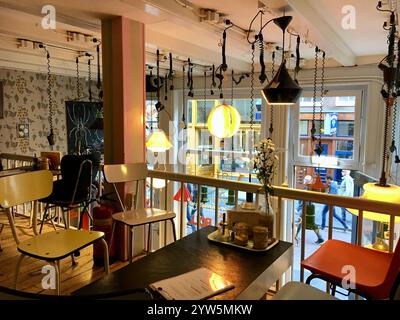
[207,229,279,252]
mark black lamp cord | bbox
[269,51,276,138]
[182,64,186,128]
[42,45,54,144]
[249,42,256,184]
[149,68,153,131]
[210,64,216,95]
[204,70,207,124]
[76,56,81,100]
[316,50,326,156]
[169,52,174,90]
[311,47,319,142]
[258,32,267,84]
[87,54,93,102]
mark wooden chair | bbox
[0,170,109,295]
[104,163,176,263]
[301,239,400,300]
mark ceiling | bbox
[0,0,395,75]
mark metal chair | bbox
[301,239,400,300]
[0,170,109,295]
[272,281,337,300]
[39,154,98,232]
[104,163,176,263]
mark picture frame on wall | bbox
[0,81,3,119]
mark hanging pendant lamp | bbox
[207,103,241,139]
[261,16,302,105]
[146,49,172,153]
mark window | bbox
[186,98,262,176]
[295,92,359,162]
[299,120,308,136]
[337,120,355,137]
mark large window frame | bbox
[290,89,364,170]
[183,88,266,178]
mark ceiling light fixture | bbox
[260,16,302,105]
[146,50,172,153]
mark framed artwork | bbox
[17,123,29,139]
[0,81,3,119]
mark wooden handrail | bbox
[148,170,400,217]
[0,153,36,163]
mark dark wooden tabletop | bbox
[74,226,292,300]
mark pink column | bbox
[101,17,146,260]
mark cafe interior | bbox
[0,0,399,301]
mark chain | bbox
[76,57,81,100]
[269,51,276,137]
[150,69,153,131]
[88,58,92,102]
[319,51,326,142]
[311,47,319,141]
[44,46,53,133]
[392,98,398,151]
[250,43,255,132]
[182,65,186,126]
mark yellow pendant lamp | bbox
[207,103,241,139]
[347,183,400,223]
[146,129,172,153]
[146,50,172,153]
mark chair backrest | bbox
[60,155,94,201]
[103,163,148,211]
[0,170,53,208]
[103,163,148,183]
[386,239,400,299]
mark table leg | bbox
[6,208,20,245]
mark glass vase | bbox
[258,193,275,241]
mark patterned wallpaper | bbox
[0,68,98,156]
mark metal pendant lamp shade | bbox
[90,110,104,130]
[261,61,302,106]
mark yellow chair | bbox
[0,170,109,295]
[104,163,176,263]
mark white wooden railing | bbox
[147,169,400,282]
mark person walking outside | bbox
[321,175,350,231]
[339,170,354,222]
[295,175,325,244]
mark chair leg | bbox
[54,260,60,296]
[39,204,49,234]
[14,254,26,289]
[170,218,177,242]
[100,238,110,274]
[128,227,133,264]
[108,220,116,256]
[147,223,152,254]
[6,208,20,245]
[78,204,89,230]
[331,284,337,296]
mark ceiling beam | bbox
[285,0,356,66]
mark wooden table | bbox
[74,226,293,300]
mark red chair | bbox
[301,239,400,299]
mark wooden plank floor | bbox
[0,213,130,296]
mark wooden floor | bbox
[0,213,130,295]
[0,213,277,299]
